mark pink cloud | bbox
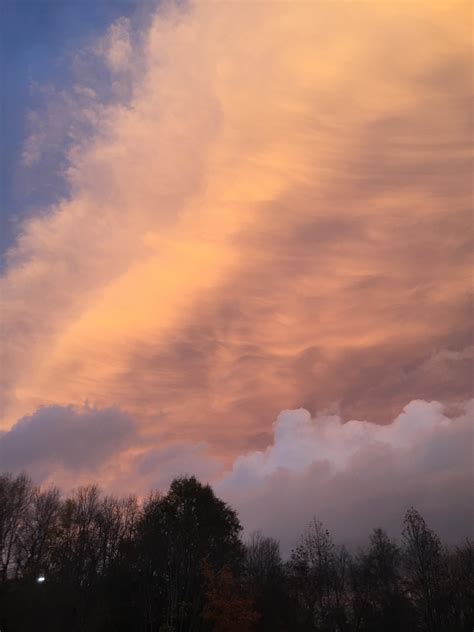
[0,2,471,477]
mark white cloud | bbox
[217,399,473,553]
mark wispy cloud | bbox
[1,1,472,468]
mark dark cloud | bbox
[0,405,136,479]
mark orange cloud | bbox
[1,1,472,466]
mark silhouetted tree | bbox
[288,518,346,631]
[202,561,259,631]
[444,539,474,631]
[0,473,470,632]
[16,485,61,578]
[242,531,290,631]
[0,473,34,581]
[350,528,412,631]
[135,476,243,631]
[402,508,447,632]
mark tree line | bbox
[0,471,472,631]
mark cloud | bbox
[0,1,472,468]
[129,441,221,492]
[1,398,471,552]
[99,17,132,74]
[217,399,474,553]
[0,404,136,481]
[0,400,474,554]
[0,402,219,494]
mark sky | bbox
[0,0,472,550]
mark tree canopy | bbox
[0,472,472,632]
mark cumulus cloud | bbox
[1,398,471,552]
[1,1,472,467]
[217,400,474,553]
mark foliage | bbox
[0,472,472,632]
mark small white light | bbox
[36,575,45,583]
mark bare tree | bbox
[0,472,34,581]
[288,518,343,631]
[402,508,447,632]
[14,485,61,578]
[243,531,287,631]
[351,528,410,631]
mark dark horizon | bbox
[1,470,472,631]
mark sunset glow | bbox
[1,0,472,546]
